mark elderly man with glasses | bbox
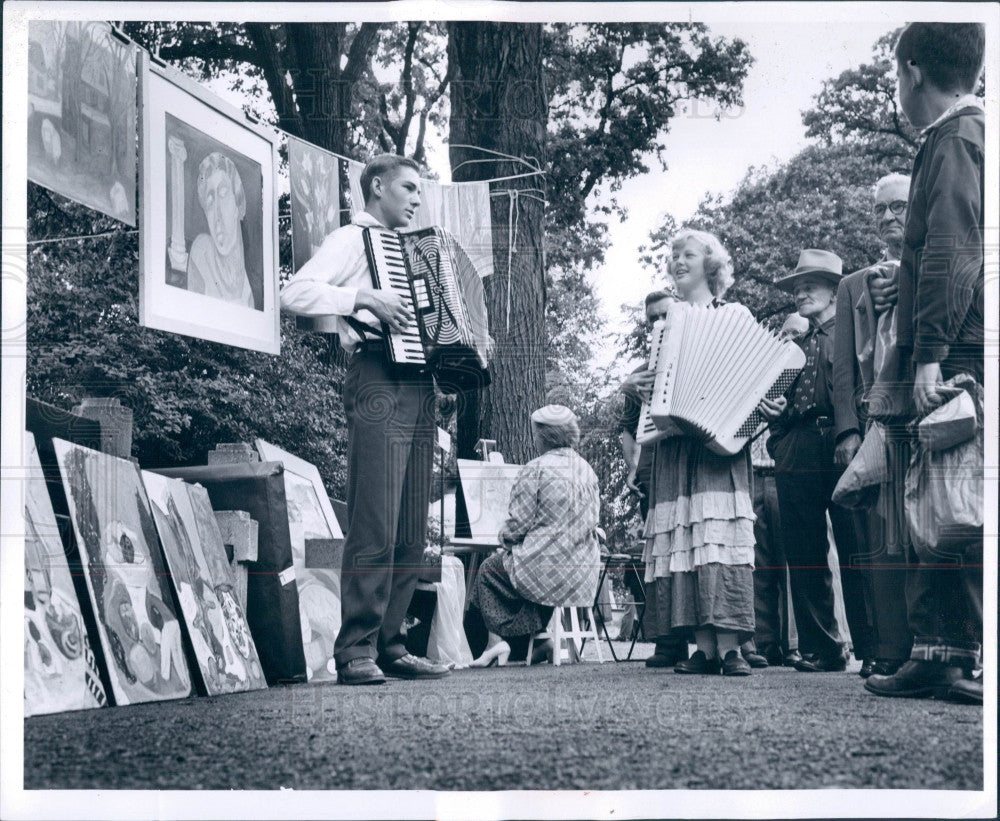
[832,173,915,681]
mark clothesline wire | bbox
[30,25,542,249]
[26,228,138,246]
[103,24,545,188]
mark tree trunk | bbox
[446,22,547,465]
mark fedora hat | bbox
[776,249,844,293]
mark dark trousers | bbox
[773,423,876,660]
[334,348,435,667]
[905,539,982,666]
[865,512,913,662]
[902,363,983,667]
[751,469,797,652]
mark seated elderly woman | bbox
[469,404,602,666]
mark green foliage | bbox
[542,23,754,379]
[640,29,926,326]
[802,31,919,164]
[26,184,350,501]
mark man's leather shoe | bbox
[794,650,848,672]
[864,660,965,699]
[380,653,451,680]
[337,657,386,685]
[723,650,752,676]
[859,658,877,678]
[783,649,803,667]
[945,676,983,705]
[742,648,769,669]
[761,644,784,667]
[674,650,721,675]
[871,659,903,677]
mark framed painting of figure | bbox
[24,432,107,717]
[27,21,137,224]
[141,472,268,696]
[53,440,193,706]
[255,439,343,682]
[138,51,280,354]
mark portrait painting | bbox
[456,459,523,544]
[138,53,279,354]
[255,439,343,682]
[24,432,107,717]
[53,439,192,706]
[141,472,267,696]
[288,135,341,273]
[27,20,137,224]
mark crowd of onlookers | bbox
[465,23,984,706]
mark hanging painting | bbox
[53,439,192,705]
[24,432,107,717]
[138,51,280,354]
[288,135,342,273]
[27,21,137,224]
[255,439,343,682]
[141,472,267,695]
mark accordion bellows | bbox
[637,302,806,455]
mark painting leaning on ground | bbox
[27,20,137,224]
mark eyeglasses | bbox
[874,200,907,217]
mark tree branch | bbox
[342,23,382,87]
[157,39,261,68]
[243,23,305,138]
[395,23,421,154]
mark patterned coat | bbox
[499,447,601,607]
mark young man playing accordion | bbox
[280,154,449,685]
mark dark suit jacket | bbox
[833,267,880,441]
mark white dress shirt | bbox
[279,211,387,354]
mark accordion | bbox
[364,226,491,391]
[635,302,806,455]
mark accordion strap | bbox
[344,315,385,341]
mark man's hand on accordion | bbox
[622,369,656,402]
[355,288,413,333]
[757,395,788,421]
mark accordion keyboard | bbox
[364,228,428,367]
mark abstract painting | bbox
[288,135,342,273]
[142,472,267,695]
[27,21,137,224]
[139,52,279,354]
[24,432,107,717]
[256,439,343,682]
[53,440,192,706]
[456,459,524,544]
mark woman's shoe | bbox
[470,640,511,668]
[674,650,722,675]
[722,650,752,676]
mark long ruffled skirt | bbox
[642,436,756,639]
